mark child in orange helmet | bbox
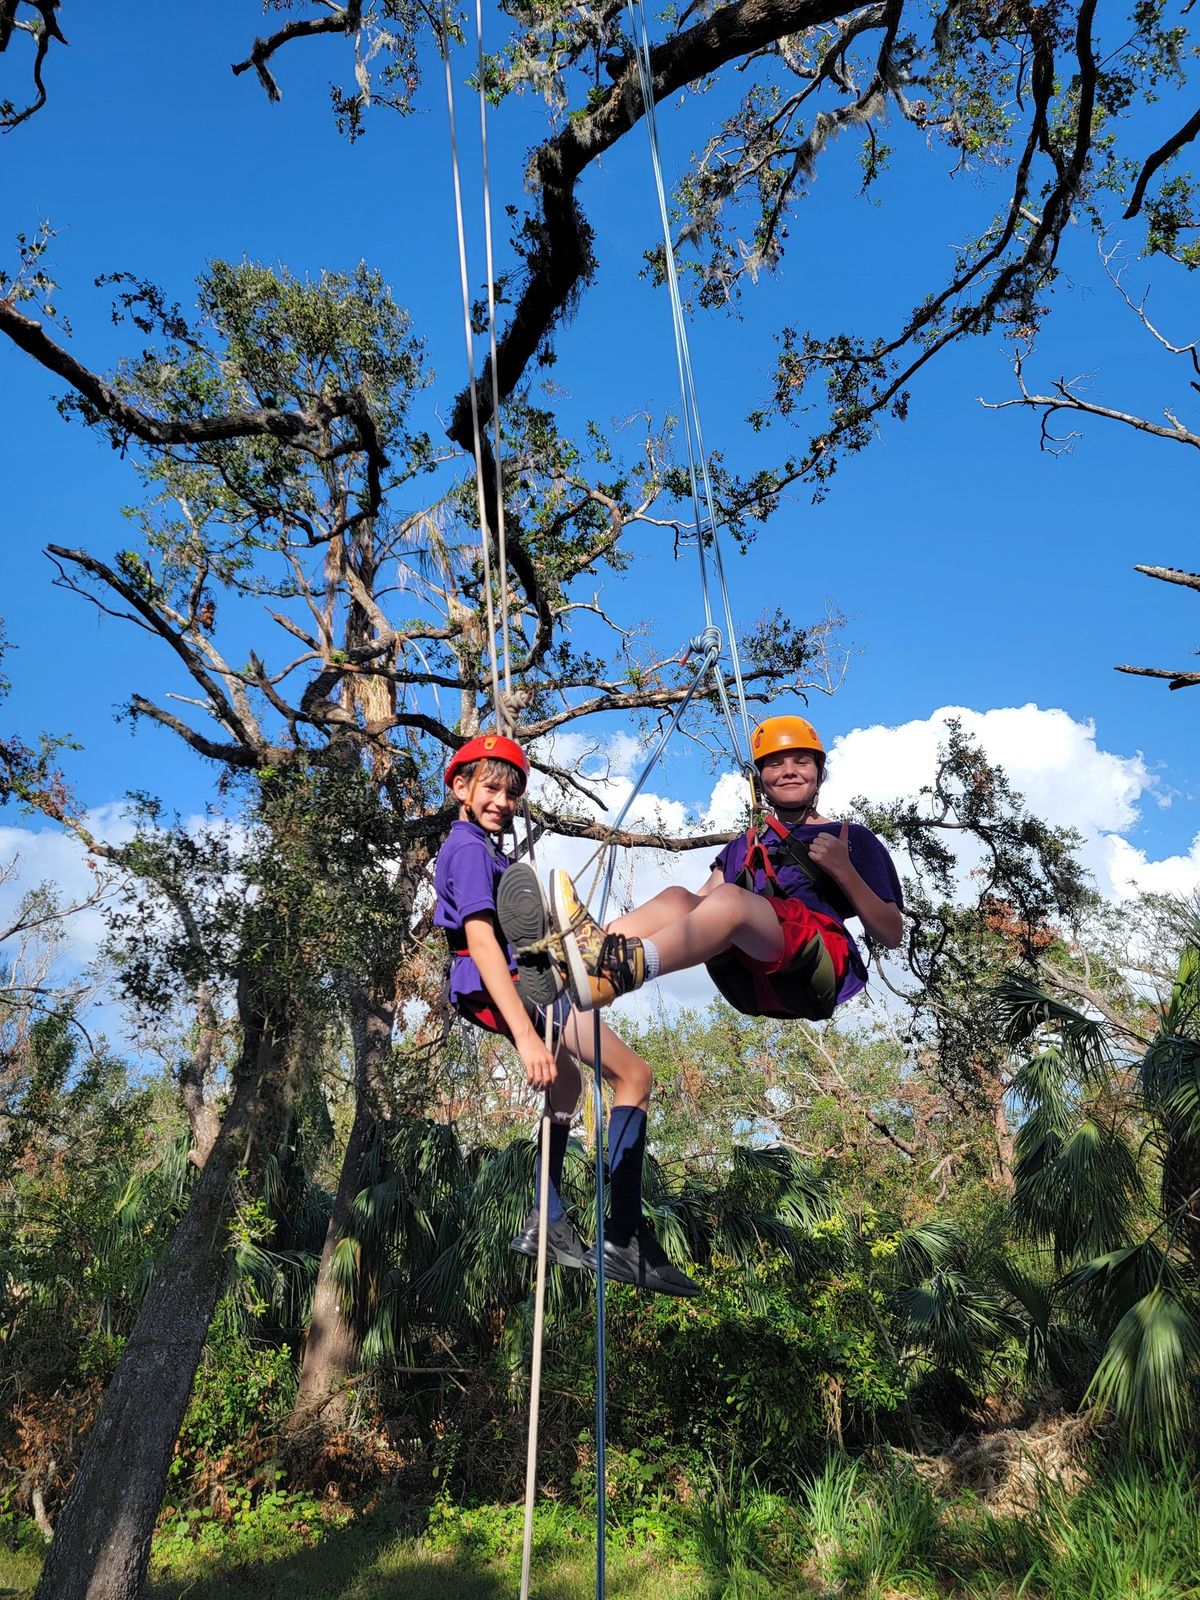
[547,715,903,1019]
[434,734,699,1296]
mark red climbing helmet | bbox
[444,733,530,787]
[750,715,825,768]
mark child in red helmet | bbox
[434,733,698,1296]
[547,715,903,1019]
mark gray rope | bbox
[624,0,756,769]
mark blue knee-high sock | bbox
[607,1105,647,1246]
[534,1118,570,1223]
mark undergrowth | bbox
[2,1458,1198,1599]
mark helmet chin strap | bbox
[751,766,821,828]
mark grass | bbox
[3,1462,1200,1600]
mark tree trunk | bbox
[287,980,393,1438]
[992,1092,1016,1197]
[33,992,300,1600]
[180,980,222,1169]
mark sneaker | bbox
[581,1220,701,1298]
[510,1207,588,1271]
[548,870,646,1012]
[496,863,565,1007]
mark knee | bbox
[607,1052,652,1107]
[658,885,697,915]
[628,1058,652,1104]
[707,880,746,915]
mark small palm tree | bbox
[996,920,1200,1454]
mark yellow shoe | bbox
[549,870,646,1011]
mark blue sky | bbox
[2,1,1198,990]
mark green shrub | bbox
[169,1327,296,1496]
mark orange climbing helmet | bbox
[444,733,530,787]
[750,715,825,768]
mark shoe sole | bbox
[581,1245,701,1298]
[497,864,564,1007]
[549,872,596,1012]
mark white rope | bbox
[474,0,515,712]
[439,14,556,1591]
[439,3,507,731]
[624,0,756,767]
[519,1101,553,1600]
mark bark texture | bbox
[32,992,301,1600]
[288,978,394,1437]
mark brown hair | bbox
[453,756,527,799]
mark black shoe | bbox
[497,863,565,1007]
[510,1207,588,1271]
[582,1221,701,1298]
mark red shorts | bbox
[707,898,851,1020]
[456,977,569,1040]
[752,898,850,980]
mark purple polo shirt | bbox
[433,819,517,1005]
[712,821,903,1004]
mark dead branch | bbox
[1114,664,1200,691]
[232,0,363,102]
[0,0,66,131]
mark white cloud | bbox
[1105,832,1200,901]
[3,701,1191,1042]
[821,704,1160,899]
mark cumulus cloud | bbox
[3,701,1194,1040]
[821,704,1176,900]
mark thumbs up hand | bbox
[808,820,852,880]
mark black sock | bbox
[534,1118,570,1223]
[607,1105,647,1245]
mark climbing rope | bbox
[623,0,756,774]
[436,22,554,1598]
[439,5,765,1595]
[438,0,511,736]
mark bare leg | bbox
[547,1051,582,1116]
[617,880,783,975]
[558,1013,651,1110]
[608,885,703,941]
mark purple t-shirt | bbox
[712,821,903,1004]
[433,819,517,1004]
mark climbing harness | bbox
[706,815,847,1021]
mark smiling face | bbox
[757,747,822,817]
[451,764,521,832]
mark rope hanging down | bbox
[438,0,514,734]
[440,7,761,1597]
[623,0,756,775]
[436,14,558,1600]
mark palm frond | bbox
[994,973,1110,1077]
[892,1219,962,1280]
[1142,1033,1200,1136]
[1060,1240,1179,1330]
[1086,1285,1200,1454]
[1013,1112,1141,1266]
[894,1267,1020,1377]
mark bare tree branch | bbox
[0,0,66,131]
[1124,103,1200,221]
[232,0,363,102]
[1135,564,1200,594]
[1114,664,1200,691]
